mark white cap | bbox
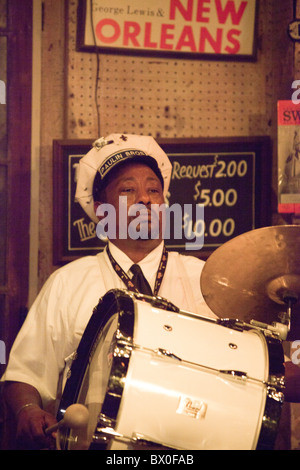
[75,133,172,223]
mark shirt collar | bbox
[107,241,164,287]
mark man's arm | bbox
[3,381,57,449]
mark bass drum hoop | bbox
[255,334,285,450]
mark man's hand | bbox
[16,404,58,449]
[3,381,58,449]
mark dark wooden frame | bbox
[0,0,32,368]
[0,0,33,450]
[76,0,259,62]
[53,136,272,265]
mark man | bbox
[2,134,216,449]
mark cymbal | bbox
[200,225,300,325]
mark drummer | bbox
[1,134,217,449]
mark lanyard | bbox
[106,244,168,296]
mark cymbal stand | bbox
[249,291,299,341]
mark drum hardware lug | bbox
[94,426,126,444]
[115,328,133,346]
[267,375,285,390]
[217,318,245,332]
[219,370,248,382]
[98,413,116,429]
[92,427,172,449]
[266,386,285,403]
[151,295,180,313]
[128,291,180,313]
[249,320,288,341]
[156,348,182,361]
[131,432,173,449]
[114,344,132,358]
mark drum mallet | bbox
[45,404,89,436]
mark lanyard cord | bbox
[106,244,168,296]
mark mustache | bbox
[128,203,165,221]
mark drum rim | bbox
[255,335,285,450]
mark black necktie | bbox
[130,264,153,296]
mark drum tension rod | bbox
[219,370,248,382]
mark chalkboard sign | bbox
[53,137,271,265]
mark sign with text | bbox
[169,151,255,247]
[53,137,271,264]
[277,100,300,214]
[77,0,258,60]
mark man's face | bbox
[96,162,165,241]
